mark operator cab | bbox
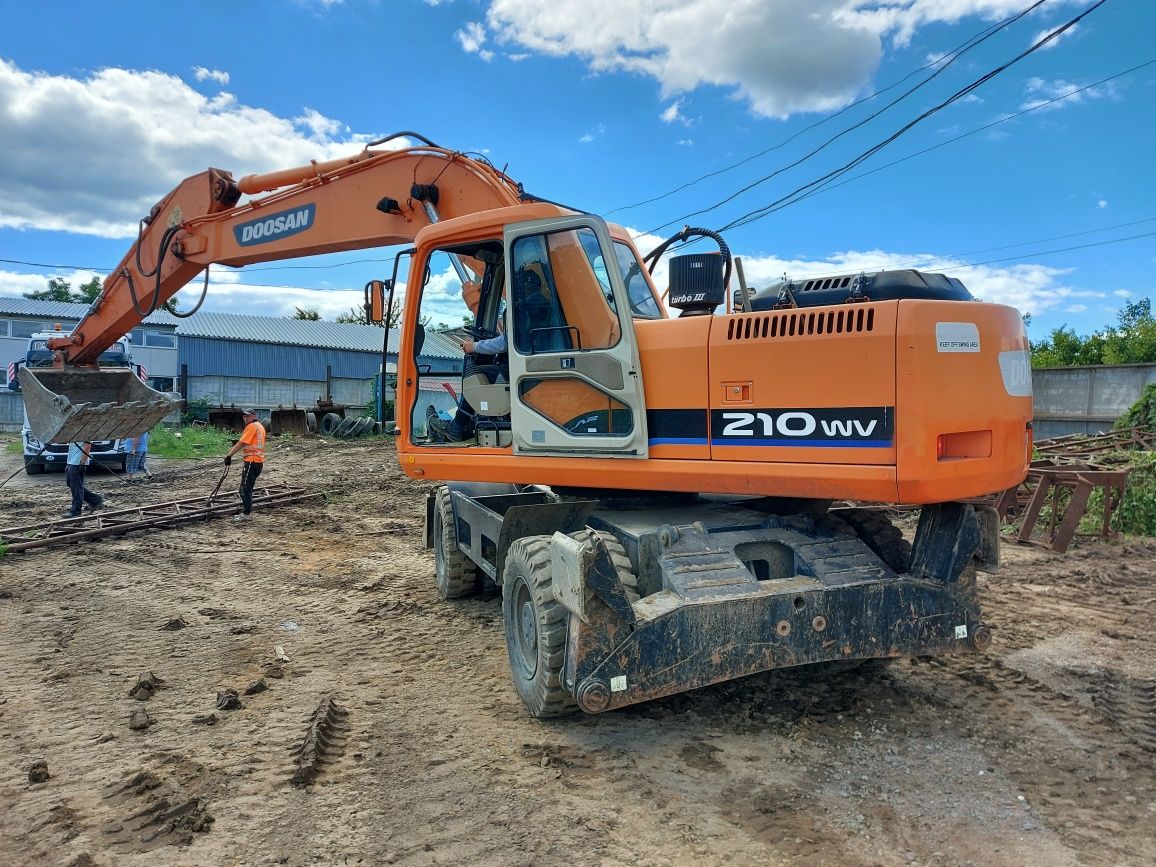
[404,210,662,457]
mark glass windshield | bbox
[613,241,662,319]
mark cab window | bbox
[510,227,623,354]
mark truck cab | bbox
[14,332,136,476]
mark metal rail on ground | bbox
[0,484,322,552]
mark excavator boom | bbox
[23,136,528,443]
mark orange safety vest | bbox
[239,421,266,463]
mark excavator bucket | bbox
[19,368,178,444]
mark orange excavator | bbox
[22,132,1033,716]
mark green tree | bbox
[75,276,103,303]
[335,304,401,328]
[25,275,179,314]
[24,277,78,303]
[1031,325,1105,368]
[1102,299,1156,364]
[293,307,322,320]
[1030,300,1156,368]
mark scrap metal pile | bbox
[993,426,1154,552]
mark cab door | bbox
[503,215,648,458]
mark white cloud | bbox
[482,1,1047,119]
[696,245,1095,318]
[456,21,495,61]
[1020,76,1119,113]
[660,100,690,126]
[1032,22,1078,50]
[192,67,230,85]
[1114,289,1131,298]
[1064,304,1087,313]
[1097,200,1108,209]
[579,123,606,143]
[0,59,397,239]
[676,138,693,146]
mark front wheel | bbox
[502,535,576,718]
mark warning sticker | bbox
[936,322,980,353]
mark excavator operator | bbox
[427,319,507,443]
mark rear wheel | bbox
[838,508,912,574]
[433,486,478,599]
[320,412,341,435]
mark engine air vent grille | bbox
[726,306,876,341]
[801,276,854,292]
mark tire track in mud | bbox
[909,649,1156,864]
[4,438,1156,866]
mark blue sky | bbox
[0,0,1152,339]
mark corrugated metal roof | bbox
[0,296,462,359]
[0,296,177,326]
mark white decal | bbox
[852,419,878,436]
[954,625,968,639]
[998,350,1033,397]
[936,322,980,353]
[821,419,853,437]
[722,412,755,436]
[776,412,816,436]
[610,675,627,692]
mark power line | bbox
[607,0,1054,217]
[643,0,1055,233]
[713,0,1111,235]
[730,58,1155,234]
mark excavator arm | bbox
[52,136,527,365]
[24,135,530,443]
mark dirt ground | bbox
[1,435,1154,867]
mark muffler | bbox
[19,368,178,443]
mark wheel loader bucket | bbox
[18,368,178,443]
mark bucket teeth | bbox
[19,368,178,443]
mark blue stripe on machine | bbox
[710,438,892,448]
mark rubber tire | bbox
[434,486,479,599]
[502,535,578,718]
[353,417,373,437]
[839,509,912,574]
[24,457,44,476]
[306,412,318,433]
[334,416,358,437]
[320,412,342,435]
[372,421,383,435]
[500,530,640,718]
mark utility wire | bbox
[732,58,1155,231]
[712,0,1111,235]
[794,217,1156,282]
[938,230,1156,271]
[649,55,1150,265]
[616,0,1053,219]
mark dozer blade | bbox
[19,368,178,444]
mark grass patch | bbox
[5,441,20,456]
[149,424,236,459]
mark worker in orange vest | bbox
[223,408,266,522]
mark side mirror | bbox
[365,279,391,324]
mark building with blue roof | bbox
[0,297,463,429]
